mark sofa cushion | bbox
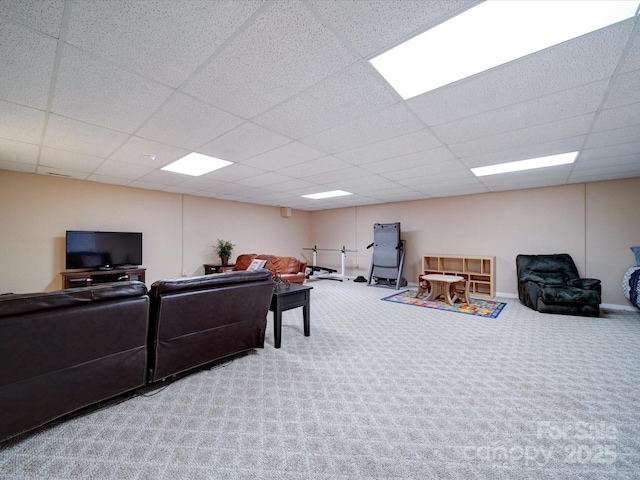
[235,253,258,270]
[260,255,301,275]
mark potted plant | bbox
[215,239,235,265]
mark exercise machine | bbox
[303,245,356,282]
[366,222,406,289]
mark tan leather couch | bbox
[225,253,307,284]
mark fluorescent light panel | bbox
[162,152,232,176]
[471,152,578,177]
[370,1,639,99]
[302,190,352,200]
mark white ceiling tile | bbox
[310,0,477,57]
[432,81,608,145]
[1,0,64,38]
[199,122,292,162]
[301,102,424,153]
[361,147,455,175]
[336,128,443,165]
[52,47,173,132]
[202,163,266,183]
[620,27,640,73]
[137,169,191,187]
[43,115,129,157]
[86,174,132,186]
[276,156,352,179]
[416,181,489,198]
[173,177,227,191]
[0,101,45,144]
[449,114,595,159]
[266,178,319,193]
[408,20,635,126]
[0,138,39,165]
[585,124,640,149]
[39,147,104,173]
[109,136,189,168]
[253,63,397,139]
[389,161,470,184]
[138,170,196,185]
[579,141,640,162]
[332,174,389,191]
[592,102,640,132]
[65,0,263,88]
[603,70,640,110]
[185,0,359,118]
[93,159,153,180]
[36,165,89,180]
[137,93,244,150]
[237,172,294,188]
[570,154,640,182]
[303,165,372,185]
[241,141,325,170]
[0,23,57,109]
[0,159,37,173]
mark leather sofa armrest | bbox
[519,274,546,285]
[568,278,601,290]
[299,262,307,273]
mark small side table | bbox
[416,274,469,306]
[204,264,235,274]
[269,284,313,348]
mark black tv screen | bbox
[65,231,142,270]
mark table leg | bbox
[425,281,441,302]
[274,305,282,349]
[303,292,310,337]
[444,283,456,306]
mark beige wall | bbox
[310,179,640,307]
[0,170,310,293]
[1,169,638,307]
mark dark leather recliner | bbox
[516,254,601,317]
[148,269,273,382]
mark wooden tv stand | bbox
[61,267,146,289]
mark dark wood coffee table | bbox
[269,284,313,348]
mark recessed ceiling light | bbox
[370,1,639,99]
[302,190,353,200]
[161,152,232,176]
[471,152,578,177]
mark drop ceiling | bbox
[1,0,639,211]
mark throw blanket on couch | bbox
[623,266,640,308]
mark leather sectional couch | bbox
[0,269,273,443]
[224,253,307,284]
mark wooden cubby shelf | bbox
[421,254,495,298]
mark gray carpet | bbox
[1,279,640,479]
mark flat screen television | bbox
[65,231,142,270]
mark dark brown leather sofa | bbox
[147,269,273,382]
[224,253,307,284]
[0,282,149,443]
[1,270,275,443]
